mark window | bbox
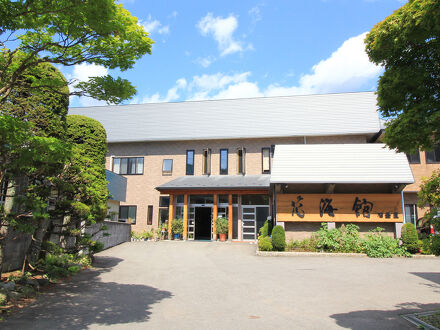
[404,204,418,225]
[113,157,144,175]
[262,148,271,174]
[426,147,440,163]
[119,206,137,224]
[159,196,170,226]
[186,150,194,175]
[162,159,173,175]
[220,149,228,175]
[406,151,420,164]
[237,147,246,175]
[202,148,211,175]
[147,205,153,225]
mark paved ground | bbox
[2,241,440,329]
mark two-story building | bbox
[69,91,420,241]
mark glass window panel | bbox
[233,206,238,239]
[186,150,194,175]
[243,214,255,220]
[147,205,153,225]
[243,228,255,233]
[243,207,255,213]
[218,195,229,204]
[113,158,120,174]
[232,195,238,204]
[256,207,269,234]
[426,147,440,163]
[262,148,270,173]
[128,206,137,224]
[176,195,184,204]
[220,149,228,174]
[175,206,183,219]
[242,195,269,205]
[120,158,128,174]
[163,159,173,175]
[406,152,420,164]
[119,206,128,219]
[237,149,243,174]
[128,158,136,174]
[159,196,170,207]
[137,157,144,174]
[159,208,169,225]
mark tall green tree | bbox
[365,0,440,227]
[0,0,153,104]
[365,0,440,153]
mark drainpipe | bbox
[303,136,307,144]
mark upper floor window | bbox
[220,149,228,175]
[406,151,421,164]
[186,150,194,175]
[162,159,173,176]
[202,148,211,175]
[426,147,440,163]
[237,147,246,175]
[113,157,144,175]
[119,205,137,224]
[262,148,271,174]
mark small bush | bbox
[271,226,286,251]
[401,223,419,253]
[362,228,409,258]
[316,223,342,252]
[420,238,432,255]
[287,237,318,252]
[258,236,273,251]
[432,236,440,256]
[89,241,104,254]
[259,220,272,237]
[215,217,228,234]
[339,224,363,253]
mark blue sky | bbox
[66,0,406,107]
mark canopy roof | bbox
[270,144,414,184]
[156,175,270,191]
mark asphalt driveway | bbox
[2,241,440,329]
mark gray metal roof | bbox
[270,143,414,184]
[156,175,271,190]
[68,92,381,143]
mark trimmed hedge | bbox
[258,236,273,251]
[259,220,272,237]
[271,225,286,251]
[401,223,419,253]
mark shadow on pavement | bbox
[330,302,440,329]
[410,272,440,285]
[2,256,173,330]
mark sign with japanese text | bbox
[277,194,403,223]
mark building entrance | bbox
[195,207,212,240]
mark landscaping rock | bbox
[19,285,36,298]
[36,278,50,287]
[0,281,16,291]
[8,291,22,301]
[25,278,40,289]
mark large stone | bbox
[0,281,16,291]
[8,291,22,301]
[19,285,36,298]
[36,278,50,287]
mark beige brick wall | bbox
[105,134,367,233]
[405,150,440,192]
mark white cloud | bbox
[197,13,251,56]
[140,15,170,35]
[138,32,381,103]
[249,3,263,30]
[194,56,216,68]
[169,10,178,18]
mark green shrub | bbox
[259,220,272,237]
[287,237,318,252]
[316,223,342,252]
[171,218,183,235]
[401,223,419,253]
[258,236,273,251]
[432,236,440,256]
[339,224,363,253]
[215,217,228,234]
[271,225,286,251]
[420,238,432,255]
[89,240,104,254]
[362,228,409,258]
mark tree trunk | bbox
[25,217,51,268]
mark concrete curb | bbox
[256,249,439,258]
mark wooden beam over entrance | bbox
[168,194,174,238]
[183,194,188,239]
[213,193,218,241]
[157,189,269,196]
[228,194,233,240]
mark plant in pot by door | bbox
[216,217,228,242]
[172,218,183,240]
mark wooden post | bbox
[228,194,233,240]
[183,194,188,239]
[213,193,218,241]
[168,195,174,238]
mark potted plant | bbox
[171,218,183,240]
[155,228,162,241]
[216,217,228,242]
[161,223,168,240]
